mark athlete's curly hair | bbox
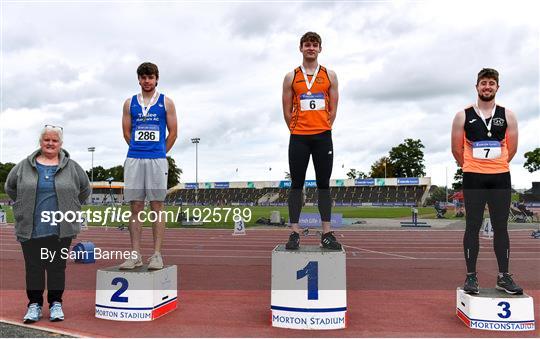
[137,62,159,79]
[477,68,499,85]
[300,32,322,47]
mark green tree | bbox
[86,166,108,181]
[346,169,367,179]
[167,156,182,189]
[524,148,540,173]
[0,162,16,194]
[346,169,358,179]
[452,166,463,190]
[389,138,426,177]
[0,162,16,183]
[369,156,395,178]
[426,186,447,205]
[106,165,124,181]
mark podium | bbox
[95,265,177,321]
[456,288,535,331]
[271,245,347,330]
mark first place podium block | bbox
[271,245,347,330]
[456,288,535,331]
[95,265,177,321]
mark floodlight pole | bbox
[88,147,95,204]
[191,138,200,205]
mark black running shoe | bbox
[285,231,300,250]
[321,231,342,250]
[463,273,479,294]
[496,273,523,295]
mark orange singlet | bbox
[289,65,332,135]
[462,105,510,174]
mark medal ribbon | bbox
[473,100,496,136]
[300,64,320,93]
[139,91,159,118]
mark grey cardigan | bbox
[4,148,91,240]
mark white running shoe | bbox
[147,253,164,270]
[49,302,64,322]
[23,303,42,323]
[119,252,142,270]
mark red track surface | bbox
[1,227,539,337]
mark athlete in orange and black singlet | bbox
[282,32,341,250]
[451,68,523,295]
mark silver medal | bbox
[307,91,311,96]
[487,132,492,137]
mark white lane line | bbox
[342,244,416,259]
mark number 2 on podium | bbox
[297,261,318,300]
[111,277,129,303]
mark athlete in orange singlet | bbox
[282,32,341,250]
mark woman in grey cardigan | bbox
[5,125,90,323]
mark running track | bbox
[1,226,539,337]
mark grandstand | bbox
[165,177,431,207]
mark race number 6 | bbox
[297,261,318,300]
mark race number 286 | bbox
[135,130,158,142]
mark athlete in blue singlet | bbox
[120,62,178,270]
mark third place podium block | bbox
[271,245,347,330]
[95,265,178,321]
[456,288,535,331]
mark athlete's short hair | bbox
[477,68,499,85]
[300,32,322,47]
[137,62,159,79]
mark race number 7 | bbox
[297,261,318,300]
[484,148,490,158]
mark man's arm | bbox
[451,110,466,167]
[327,69,339,126]
[282,71,295,128]
[505,109,518,162]
[122,98,132,145]
[165,96,178,153]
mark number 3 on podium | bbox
[297,261,318,300]
[497,301,511,319]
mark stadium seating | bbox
[165,185,427,206]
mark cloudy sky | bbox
[1,0,539,189]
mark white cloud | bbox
[1,1,539,189]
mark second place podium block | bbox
[95,265,178,321]
[271,245,347,330]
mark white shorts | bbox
[124,158,168,202]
